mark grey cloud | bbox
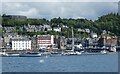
[2,2,118,20]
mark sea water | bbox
[2,53,118,72]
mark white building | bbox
[62,25,68,28]
[44,25,52,31]
[53,27,61,32]
[78,28,85,32]
[102,30,107,34]
[37,35,54,49]
[12,39,31,50]
[84,28,90,33]
[91,33,97,38]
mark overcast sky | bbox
[1,2,118,20]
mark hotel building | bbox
[37,35,54,49]
[12,39,31,50]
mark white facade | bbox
[53,27,61,32]
[12,39,31,50]
[62,25,68,28]
[91,33,97,38]
[78,28,85,32]
[84,29,90,33]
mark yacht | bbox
[63,27,82,56]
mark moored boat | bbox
[109,46,116,52]
[8,54,20,57]
[62,51,81,56]
[0,52,9,57]
[19,53,41,57]
[100,50,107,54]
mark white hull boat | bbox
[62,51,81,56]
[0,52,9,57]
[8,54,20,57]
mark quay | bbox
[0,47,119,54]
[0,46,119,57]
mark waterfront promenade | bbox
[0,46,120,57]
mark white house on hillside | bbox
[53,27,61,32]
[91,33,97,38]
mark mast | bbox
[72,27,74,51]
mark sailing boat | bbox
[19,49,41,57]
[64,27,81,55]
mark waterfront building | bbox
[3,35,12,48]
[3,34,21,45]
[11,38,31,50]
[98,36,117,47]
[83,37,99,47]
[37,35,54,49]
[0,36,3,49]
[30,36,37,50]
[54,35,66,50]
[58,36,66,50]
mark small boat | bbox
[75,51,82,55]
[8,54,20,57]
[109,46,116,52]
[19,49,42,57]
[0,52,9,57]
[62,51,81,56]
[62,27,81,56]
[48,51,62,57]
[100,50,107,54]
[81,52,104,55]
[19,53,41,57]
